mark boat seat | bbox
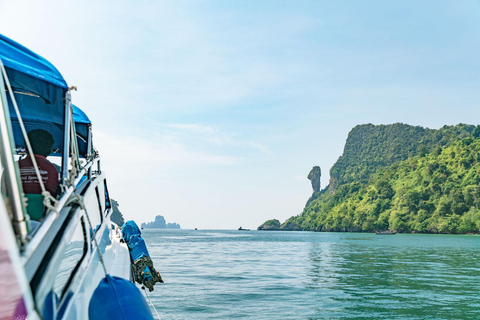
[25,193,45,221]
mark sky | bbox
[0,0,479,229]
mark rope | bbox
[0,62,58,214]
[143,286,161,320]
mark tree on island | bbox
[110,199,125,226]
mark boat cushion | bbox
[89,275,153,320]
[25,193,44,221]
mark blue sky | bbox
[1,0,479,229]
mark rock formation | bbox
[257,219,281,230]
[308,166,321,193]
[141,215,181,229]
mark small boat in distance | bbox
[375,230,398,235]
[238,226,250,231]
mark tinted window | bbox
[53,217,87,299]
[85,189,102,233]
[96,182,106,214]
[104,179,111,211]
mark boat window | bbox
[53,217,87,301]
[95,186,104,218]
[96,184,105,214]
[104,179,111,211]
[85,190,102,234]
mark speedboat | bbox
[375,230,398,235]
[0,34,160,319]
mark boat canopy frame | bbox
[0,34,98,249]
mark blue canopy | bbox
[73,105,92,157]
[73,104,90,125]
[0,34,67,111]
[0,34,67,89]
[1,34,69,157]
[8,104,92,158]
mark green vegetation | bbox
[329,123,474,190]
[257,219,281,230]
[110,199,125,226]
[260,123,480,234]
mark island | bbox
[257,219,281,231]
[141,215,181,229]
[259,123,480,234]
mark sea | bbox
[142,229,480,320]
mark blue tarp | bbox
[122,221,150,261]
[122,221,162,291]
[127,235,150,262]
[122,221,142,243]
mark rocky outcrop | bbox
[257,219,281,230]
[306,166,322,207]
[308,166,321,193]
[280,220,301,231]
[142,215,181,229]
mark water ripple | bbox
[142,230,480,319]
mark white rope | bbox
[143,286,161,320]
[0,61,58,213]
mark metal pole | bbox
[62,91,72,183]
[87,125,92,179]
[86,124,92,160]
[0,62,28,243]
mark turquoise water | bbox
[142,230,480,319]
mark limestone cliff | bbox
[259,123,480,233]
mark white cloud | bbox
[94,130,242,172]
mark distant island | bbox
[142,215,181,229]
[259,123,480,234]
